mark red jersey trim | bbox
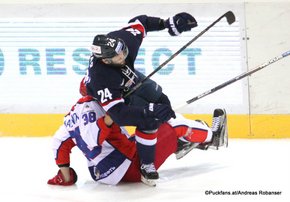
[102,98,124,111]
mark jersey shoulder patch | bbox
[125,19,146,38]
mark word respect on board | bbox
[0,47,201,76]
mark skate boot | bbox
[196,109,228,150]
[140,163,159,187]
[175,139,199,160]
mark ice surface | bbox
[0,137,289,202]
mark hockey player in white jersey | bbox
[47,96,227,186]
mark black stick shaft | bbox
[174,50,290,110]
[124,11,235,98]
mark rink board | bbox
[1,113,290,138]
[1,4,289,139]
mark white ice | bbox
[0,137,289,202]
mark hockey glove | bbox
[47,167,78,186]
[165,12,197,36]
[157,93,172,106]
[144,103,176,123]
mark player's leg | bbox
[169,109,228,159]
[135,129,159,183]
[167,113,213,159]
[121,123,178,185]
[197,108,228,150]
[174,119,212,159]
[154,123,178,169]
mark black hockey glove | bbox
[165,12,197,36]
[157,93,172,106]
[144,103,176,123]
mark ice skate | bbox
[140,163,159,187]
[175,139,199,160]
[196,108,228,150]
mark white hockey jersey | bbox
[51,96,213,185]
[52,96,136,185]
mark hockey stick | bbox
[174,50,290,110]
[124,11,236,98]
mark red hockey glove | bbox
[47,167,78,186]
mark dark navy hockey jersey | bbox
[85,15,166,127]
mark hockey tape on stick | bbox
[124,11,236,98]
[174,50,290,111]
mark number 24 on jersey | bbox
[97,88,113,103]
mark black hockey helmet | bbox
[91,35,128,59]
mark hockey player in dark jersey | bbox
[84,13,198,184]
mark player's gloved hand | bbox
[47,167,78,186]
[144,103,176,123]
[157,93,172,106]
[165,12,197,36]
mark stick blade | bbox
[224,11,235,25]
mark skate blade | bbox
[175,143,199,160]
[141,175,157,187]
[209,130,228,150]
[224,119,229,148]
[221,112,228,148]
[216,111,228,150]
[209,111,228,150]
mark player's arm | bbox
[92,85,175,129]
[86,64,175,129]
[47,125,78,186]
[128,13,198,36]
[106,101,176,132]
